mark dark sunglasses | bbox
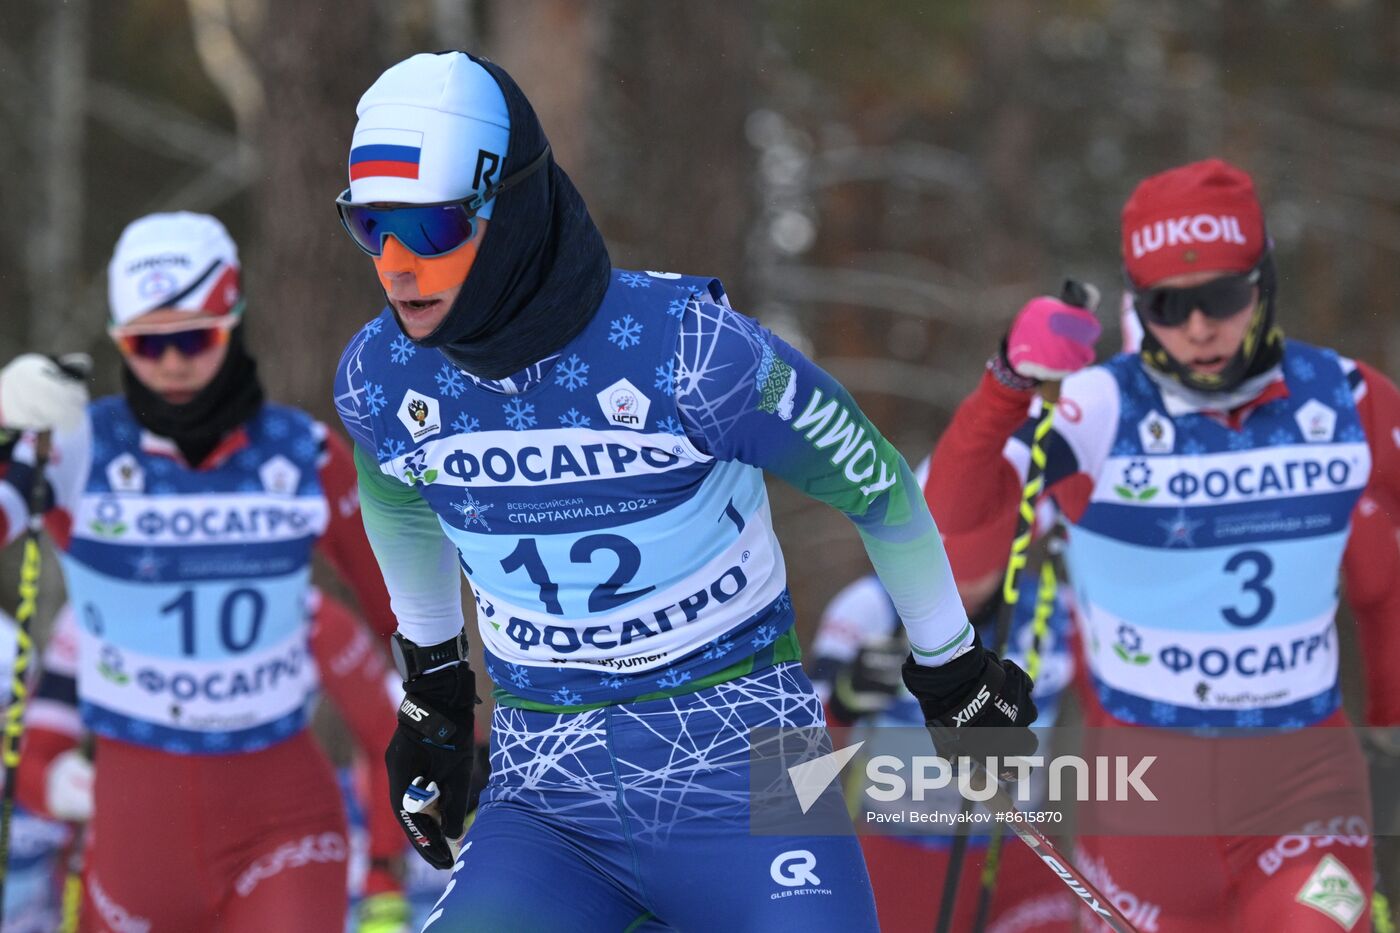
[110,318,236,360]
[1131,261,1263,328]
[335,145,551,258]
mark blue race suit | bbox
[336,269,975,931]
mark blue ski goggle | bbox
[335,145,550,258]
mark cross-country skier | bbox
[926,158,1400,931]
[810,463,1077,933]
[16,594,413,933]
[331,51,1036,931]
[0,212,402,932]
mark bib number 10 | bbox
[160,588,266,656]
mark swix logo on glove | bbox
[400,697,429,724]
[397,694,458,744]
[952,685,991,727]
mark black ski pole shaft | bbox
[970,555,1057,933]
[933,828,970,932]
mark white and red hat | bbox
[107,212,242,326]
[1120,158,1266,288]
[348,52,510,214]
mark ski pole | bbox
[935,280,1096,933]
[58,825,85,933]
[934,563,1058,933]
[402,776,468,861]
[58,740,93,933]
[967,283,1094,931]
[997,279,1094,628]
[970,549,1058,933]
[0,432,52,912]
[960,752,1141,933]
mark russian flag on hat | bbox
[107,212,243,326]
[349,128,424,181]
[347,52,510,211]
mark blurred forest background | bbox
[2,0,1399,836]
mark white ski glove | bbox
[0,353,91,432]
[46,748,94,822]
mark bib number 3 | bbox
[1221,550,1275,627]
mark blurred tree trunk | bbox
[592,2,759,296]
[482,2,760,293]
[970,0,1045,292]
[485,0,600,171]
[27,0,88,351]
[430,0,474,46]
[231,2,386,757]
[19,0,85,635]
[243,0,382,417]
[486,1,759,293]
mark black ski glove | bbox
[386,662,478,870]
[902,632,1038,768]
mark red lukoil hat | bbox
[1121,158,1266,288]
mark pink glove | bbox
[1005,296,1101,381]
